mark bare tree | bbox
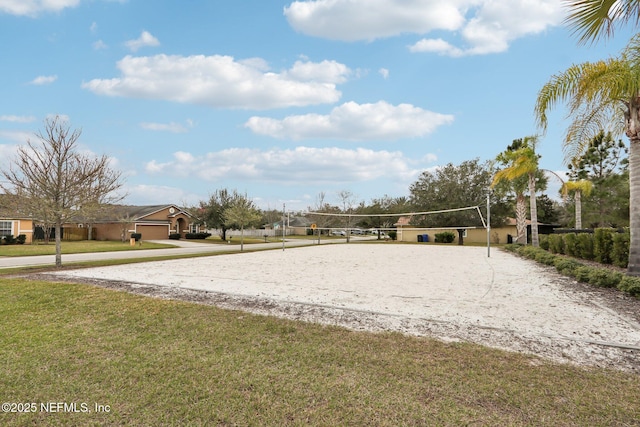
[0,116,125,267]
[337,190,358,242]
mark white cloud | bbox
[93,39,108,50]
[284,0,464,41]
[122,184,202,206]
[285,0,564,56]
[244,101,454,141]
[0,130,31,143]
[90,21,98,33]
[0,115,36,123]
[379,68,389,79]
[144,146,436,185]
[125,30,160,52]
[140,121,189,133]
[30,75,57,85]
[82,54,349,109]
[0,0,81,16]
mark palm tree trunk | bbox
[628,136,640,275]
[515,193,527,244]
[528,173,539,247]
[575,190,582,230]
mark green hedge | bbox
[503,244,638,297]
[543,229,628,268]
[434,231,455,243]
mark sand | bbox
[47,244,640,371]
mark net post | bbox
[486,192,491,258]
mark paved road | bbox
[0,238,343,269]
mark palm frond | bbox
[563,0,640,45]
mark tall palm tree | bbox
[535,34,640,275]
[561,179,594,229]
[563,0,640,44]
[492,136,541,247]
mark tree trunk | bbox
[528,173,539,247]
[515,193,527,244]
[55,221,62,267]
[574,190,582,230]
[627,135,640,275]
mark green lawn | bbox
[1,278,638,426]
[0,240,174,256]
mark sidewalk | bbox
[0,238,329,269]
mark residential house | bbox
[0,194,34,244]
[87,204,197,241]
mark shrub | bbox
[553,257,583,276]
[618,276,640,296]
[549,234,566,254]
[185,232,212,239]
[574,266,594,283]
[16,234,26,244]
[169,233,181,240]
[387,231,397,241]
[563,233,578,257]
[534,251,556,266]
[612,231,630,268]
[594,228,615,264]
[520,245,543,260]
[539,235,549,250]
[575,233,595,260]
[587,269,623,288]
[3,234,16,244]
[434,231,455,243]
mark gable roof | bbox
[82,204,194,223]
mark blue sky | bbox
[0,1,636,212]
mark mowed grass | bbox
[1,279,639,426]
[0,240,173,257]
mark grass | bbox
[0,240,174,257]
[1,278,639,426]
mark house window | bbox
[0,221,12,237]
[462,229,468,238]
[189,223,198,233]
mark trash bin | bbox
[423,234,429,242]
[417,234,423,242]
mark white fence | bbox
[207,228,294,238]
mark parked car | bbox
[350,228,364,235]
[331,230,346,236]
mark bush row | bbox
[503,244,640,297]
[1,234,26,245]
[185,232,212,240]
[541,228,629,268]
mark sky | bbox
[0,0,636,213]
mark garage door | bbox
[136,225,170,240]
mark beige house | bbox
[394,216,519,244]
[0,195,35,244]
[88,204,196,241]
[0,216,35,244]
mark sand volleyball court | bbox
[48,244,640,371]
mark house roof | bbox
[84,204,194,223]
[0,194,32,219]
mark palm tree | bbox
[563,0,640,45]
[561,179,594,229]
[535,34,640,275]
[492,136,542,247]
